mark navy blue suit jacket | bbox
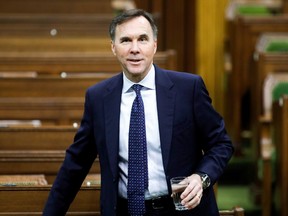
[43,65,234,216]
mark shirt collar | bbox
[122,65,156,93]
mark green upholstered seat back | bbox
[236,5,272,15]
[272,82,288,102]
[265,41,288,52]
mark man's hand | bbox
[180,174,203,209]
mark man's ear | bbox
[111,41,116,56]
[153,40,157,54]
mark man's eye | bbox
[139,37,148,42]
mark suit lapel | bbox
[103,74,123,179]
[155,66,175,172]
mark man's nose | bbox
[130,41,140,53]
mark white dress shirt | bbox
[118,65,168,199]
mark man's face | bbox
[111,16,157,83]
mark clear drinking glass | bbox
[170,176,189,211]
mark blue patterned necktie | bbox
[127,84,148,215]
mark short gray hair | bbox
[109,9,158,41]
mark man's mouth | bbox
[127,58,142,63]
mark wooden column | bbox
[134,0,228,114]
[195,0,229,114]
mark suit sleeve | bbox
[193,76,234,185]
[43,89,97,215]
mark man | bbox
[43,9,234,216]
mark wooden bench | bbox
[0,0,113,14]
[0,76,106,125]
[219,206,245,216]
[0,184,244,216]
[0,14,113,38]
[0,125,79,183]
[0,12,161,52]
[271,95,288,216]
[0,124,100,184]
[0,173,99,187]
[0,14,112,55]
[0,50,177,75]
[0,50,176,125]
[0,3,115,53]
[0,75,112,98]
[0,125,77,150]
[0,185,100,216]
[0,37,111,53]
[0,97,84,125]
[0,150,100,184]
[0,75,112,125]
[225,14,288,145]
[0,174,48,186]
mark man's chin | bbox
[127,66,145,75]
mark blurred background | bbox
[0,0,288,215]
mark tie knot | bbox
[132,84,142,95]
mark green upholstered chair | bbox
[265,41,288,52]
[258,82,288,189]
[263,74,288,117]
[236,5,272,15]
[272,82,288,101]
[256,33,288,53]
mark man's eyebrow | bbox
[119,34,149,41]
[119,36,130,42]
[139,34,149,38]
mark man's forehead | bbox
[115,17,153,38]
